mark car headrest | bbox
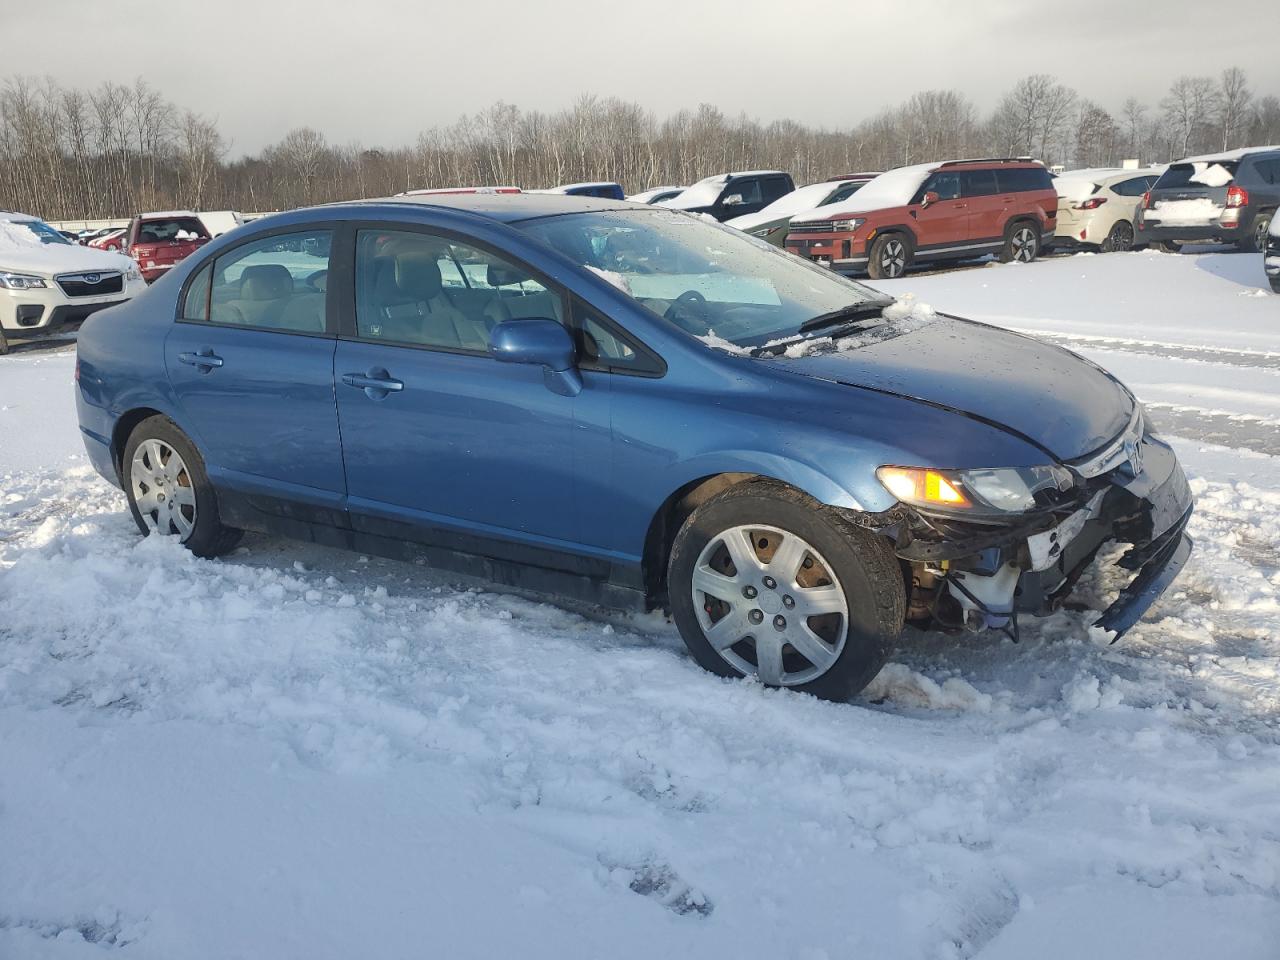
[486,263,530,287]
[239,264,293,301]
[394,253,443,301]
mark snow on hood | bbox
[661,175,729,210]
[0,222,134,277]
[791,163,937,223]
[725,181,847,232]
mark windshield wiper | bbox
[797,298,893,333]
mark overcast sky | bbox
[5,0,1278,156]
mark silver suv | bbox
[1136,146,1279,253]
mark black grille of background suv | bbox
[55,272,124,298]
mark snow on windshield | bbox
[0,219,66,248]
[661,175,729,210]
[791,163,936,223]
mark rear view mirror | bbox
[921,191,940,208]
[489,319,581,396]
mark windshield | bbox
[16,220,71,245]
[518,208,888,348]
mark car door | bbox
[332,225,583,555]
[959,169,1002,247]
[165,227,346,510]
[912,170,970,253]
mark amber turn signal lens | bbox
[877,467,970,508]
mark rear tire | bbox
[866,234,910,280]
[1101,220,1135,253]
[123,416,241,558]
[668,479,905,702]
[999,222,1040,263]
[1239,213,1272,254]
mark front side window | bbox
[922,172,961,201]
[205,229,331,333]
[720,179,762,207]
[518,208,890,350]
[354,230,563,351]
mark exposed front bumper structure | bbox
[879,426,1194,642]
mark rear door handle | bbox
[178,350,223,370]
[342,369,404,398]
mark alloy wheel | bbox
[1256,219,1270,251]
[692,524,849,686]
[1012,227,1038,262]
[130,438,197,541]
[1108,222,1134,252]
[881,239,907,277]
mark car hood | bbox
[0,242,134,278]
[764,317,1133,461]
[727,211,784,232]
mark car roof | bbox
[332,192,637,224]
[1177,145,1280,164]
[0,210,37,223]
[138,209,200,220]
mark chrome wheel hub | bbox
[881,239,906,277]
[692,525,849,686]
[1012,227,1037,261]
[130,438,197,542]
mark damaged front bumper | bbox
[870,431,1194,641]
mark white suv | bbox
[0,211,146,351]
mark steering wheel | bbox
[664,289,712,333]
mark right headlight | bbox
[0,271,48,290]
[877,464,1074,517]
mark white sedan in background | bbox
[0,211,145,352]
[726,175,878,246]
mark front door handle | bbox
[178,350,223,370]
[342,369,404,399]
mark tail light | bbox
[1142,191,1152,209]
[1226,185,1248,208]
[1073,197,1107,211]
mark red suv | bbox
[125,211,212,283]
[785,159,1057,279]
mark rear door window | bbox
[960,169,998,197]
[1110,177,1150,197]
[760,177,792,203]
[204,229,332,334]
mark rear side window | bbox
[137,217,210,243]
[760,177,792,203]
[1110,177,1150,197]
[1254,158,1280,184]
[994,167,1053,193]
[204,230,332,334]
[182,263,212,321]
[960,169,998,197]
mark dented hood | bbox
[766,317,1133,461]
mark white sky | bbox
[5,0,1278,156]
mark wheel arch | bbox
[640,458,868,609]
[111,407,170,480]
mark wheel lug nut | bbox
[743,585,757,599]
[782,595,794,608]
[748,609,763,624]
[762,576,776,589]
[773,615,787,630]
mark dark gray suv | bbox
[1136,146,1279,253]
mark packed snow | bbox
[1146,197,1224,225]
[2,247,1280,958]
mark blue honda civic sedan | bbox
[75,194,1193,700]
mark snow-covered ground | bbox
[2,249,1278,959]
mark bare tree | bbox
[1161,75,1218,157]
[176,111,225,209]
[1217,67,1253,150]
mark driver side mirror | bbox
[721,193,745,207]
[920,191,940,208]
[488,319,582,397]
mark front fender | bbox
[664,449,877,512]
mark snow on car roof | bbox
[791,162,938,222]
[138,210,200,220]
[543,182,622,192]
[662,171,789,210]
[0,210,37,223]
[1178,145,1280,164]
[1054,168,1163,203]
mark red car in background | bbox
[88,227,127,252]
[124,211,212,283]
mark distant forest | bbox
[2,68,1277,220]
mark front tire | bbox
[999,222,1040,263]
[123,416,241,558]
[668,480,905,701]
[867,234,910,280]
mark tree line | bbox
[2,68,1277,222]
